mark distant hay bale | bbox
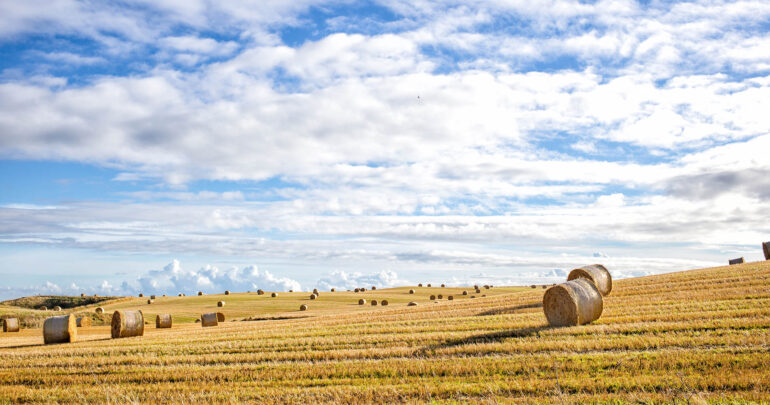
[484,285,490,289]
[729,257,745,265]
[178,293,183,297]
[313,288,319,295]
[381,300,389,306]
[310,294,317,300]
[330,288,336,292]
[360,287,366,292]
[94,294,98,297]
[462,291,468,296]
[225,290,230,295]
[427,284,432,287]
[437,294,443,299]
[473,285,479,289]
[201,312,218,327]
[471,296,476,299]
[147,299,153,304]
[567,264,613,296]
[53,306,62,311]
[371,300,378,306]
[156,314,172,328]
[430,295,436,300]
[150,295,156,300]
[531,285,536,289]
[43,315,77,344]
[300,304,308,311]
[111,310,144,338]
[407,301,417,306]
[76,317,91,327]
[409,289,415,294]
[358,299,366,305]
[41,306,47,311]
[95,307,103,314]
[448,296,453,300]
[216,312,225,322]
[418,283,423,287]
[475,288,481,293]
[289,289,294,292]
[441,284,445,287]
[3,318,20,332]
[763,241,770,260]
[162,294,166,297]
[543,278,603,327]
[80,293,85,297]
[198,291,203,296]
[139,293,144,297]
[257,289,265,295]
[271,292,277,297]
[354,288,360,293]
[542,285,548,289]
[218,301,225,307]
[371,286,376,290]
[482,294,486,297]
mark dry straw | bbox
[543,278,603,327]
[313,289,319,295]
[358,299,366,305]
[729,257,745,265]
[3,317,20,332]
[257,289,265,295]
[138,293,144,297]
[111,310,144,338]
[567,264,613,296]
[300,304,308,311]
[216,312,225,322]
[43,314,77,344]
[156,314,172,329]
[354,288,360,293]
[76,317,91,327]
[441,284,445,287]
[427,284,432,287]
[201,312,218,327]
[381,300,389,306]
[218,301,225,307]
[95,307,104,314]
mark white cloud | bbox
[315,269,407,290]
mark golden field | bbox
[1,262,769,404]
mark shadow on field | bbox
[475,302,542,316]
[416,325,550,355]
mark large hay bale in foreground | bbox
[407,302,417,306]
[543,278,603,327]
[95,307,104,314]
[729,257,745,265]
[358,299,366,305]
[763,241,770,260]
[216,312,225,322]
[43,315,77,344]
[217,301,225,307]
[201,312,218,327]
[53,306,62,311]
[3,318,20,332]
[76,317,91,327]
[300,304,308,311]
[381,300,389,306]
[156,314,172,329]
[567,264,613,296]
[111,310,144,339]
[409,289,415,294]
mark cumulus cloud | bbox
[315,269,407,290]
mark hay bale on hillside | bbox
[76,317,91,328]
[542,285,547,289]
[427,284,432,287]
[763,241,770,260]
[371,286,376,290]
[441,284,445,287]
[360,287,366,292]
[43,315,77,344]
[531,285,536,289]
[354,288,360,293]
[543,278,603,327]
[330,288,336,292]
[409,289,415,294]
[216,312,225,322]
[257,289,264,295]
[430,295,436,300]
[80,293,85,297]
[53,306,62,311]
[567,264,613,296]
[201,312,218,327]
[418,283,423,287]
[437,294,443,299]
[139,293,144,297]
[300,304,308,311]
[371,300,378,306]
[313,288,319,295]
[462,291,468,295]
[150,295,156,300]
[178,293,183,296]
[381,300,389,306]
[473,285,479,289]
[310,294,317,300]
[111,310,144,338]
[217,301,225,307]
[448,296,453,300]
[289,289,293,292]
[271,292,277,297]
[198,291,205,296]
[156,314,172,329]
[147,299,153,304]
[484,285,490,289]
[225,290,230,295]
[3,318,20,332]
[475,288,481,293]
[729,257,745,265]
[95,307,103,314]
[407,302,417,306]
[359,299,366,305]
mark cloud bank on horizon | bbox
[1,0,769,299]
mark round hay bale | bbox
[147,299,153,304]
[178,293,183,296]
[43,315,77,344]
[76,317,91,328]
[354,288,360,293]
[330,288,336,292]
[289,289,293,292]
[310,294,317,300]
[530,285,537,289]
[381,300,389,306]
[427,284,432,287]
[430,295,436,300]
[195,319,200,323]
[80,293,85,297]
[473,285,479,289]
[360,287,366,292]
[53,306,62,311]
[216,312,225,322]
[95,307,104,314]
[198,291,204,296]
[728,257,745,265]
[225,290,230,295]
[257,289,265,295]
[471,296,476,299]
[111,310,144,338]
[3,318,20,332]
[138,293,144,297]
[441,284,445,287]
[271,292,277,297]
[150,295,156,300]
[542,285,548,289]
[543,278,603,327]
[407,301,417,306]
[313,288,319,295]
[763,241,770,261]
[300,304,308,311]
[475,288,481,293]
[371,286,376,290]
[409,289,415,294]
[201,312,218,327]
[162,294,166,297]
[448,296,454,300]
[41,306,47,311]
[418,283,423,287]
[462,291,468,296]
[94,294,98,297]
[371,300,378,306]
[156,314,172,328]
[217,301,225,307]
[358,299,366,305]
[567,264,613,296]
[438,294,443,299]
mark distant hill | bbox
[0,295,119,310]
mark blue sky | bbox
[1,0,769,299]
